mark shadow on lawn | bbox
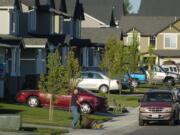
[0,109,23,114]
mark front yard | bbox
[0,103,110,127]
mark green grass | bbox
[0,103,110,127]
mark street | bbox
[65,108,180,135]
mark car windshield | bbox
[143,93,173,102]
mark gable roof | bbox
[81,28,121,44]
[66,0,123,25]
[120,16,179,36]
[138,0,180,16]
[0,0,15,7]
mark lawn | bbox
[0,103,110,127]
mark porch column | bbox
[93,50,100,67]
[16,48,21,76]
[62,46,68,66]
[82,47,89,67]
[11,48,16,76]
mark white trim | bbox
[0,6,14,9]
[84,13,108,27]
[155,36,157,50]
[159,33,180,35]
[148,37,150,47]
[24,45,46,48]
[163,33,178,49]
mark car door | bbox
[86,72,105,90]
[153,66,166,82]
[55,95,71,110]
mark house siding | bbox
[156,34,164,50]
[139,36,149,53]
[0,10,10,34]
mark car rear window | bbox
[143,93,173,102]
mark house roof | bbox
[154,50,180,57]
[0,0,14,6]
[81,28,121,44]
[138,0,180,16]
[23,38,47,45]
[66,0,123,25]
[120,16,179,36]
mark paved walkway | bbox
[64,108,139,135]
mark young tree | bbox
[39,49,66,121]
[128,32,140,72]
[100,37,125,94]
[147,45,155,84]
[65,48,81,91]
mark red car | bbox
[16,88,108,114]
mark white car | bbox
[78,71,121,93]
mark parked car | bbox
[142,65,180,86]
[128,69,147,88]
[139,90,179,126]
[78,71,121,93]
[16,88,108,114]
[161,64,180,75]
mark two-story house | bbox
[120,0,180,66]
[0,0,69,98]
[66,0,123,67]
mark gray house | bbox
[0,0,71,98]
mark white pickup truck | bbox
[143,65,180,86]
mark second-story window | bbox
[29,11,36,32]
[11,12,16,33]
[50,15,54,34]
[164,34,177,49]
[150,36,155,46]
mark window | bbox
[127,33,140,45]
[127,36,133,45]
[11,12,16,33]
[93,73,103,79]
[150,36,155,46]
[164,34,177,49]
[50,15,54,34]
[29,11,36,32]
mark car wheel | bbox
[131,80,138,88]
[80,103,92,114]
[165,78,175,86]
[139,118,144,126]
[99,85,109,93]
[27,96,40,107]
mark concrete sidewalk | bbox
[64,108,140,135]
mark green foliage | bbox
[100,37,126,78]
[147,45,155,84]
[128,32,140,72]
[39,49,66,121]
[65,48,81,91]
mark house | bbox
[120,0,180,65]
[0,0,70,98]
[66,0,123,67]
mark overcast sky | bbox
[129,0,141,13]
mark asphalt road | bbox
[127,124,180,135]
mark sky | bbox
[129,0,141,13]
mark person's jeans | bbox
[71,106,80,128]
